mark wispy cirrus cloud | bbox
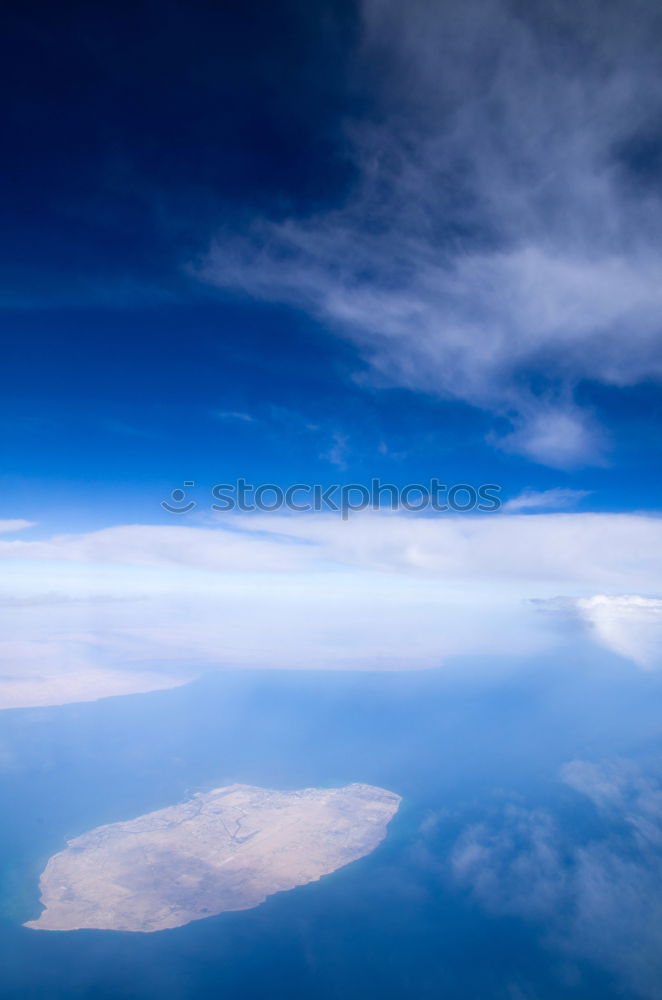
[0,519,35,534]
[213,410,256,423]
[503,488,591,513]
[321,431,350,469]
[196,0,662,467]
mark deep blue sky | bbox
[2,0,662,532]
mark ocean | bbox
[0,660,657,999]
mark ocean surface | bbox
[1,658,659,999]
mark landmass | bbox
[0,665,190,711]
[25,782,401,932]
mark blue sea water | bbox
[0,659,659,999]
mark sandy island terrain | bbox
[25,782,401,932]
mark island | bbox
[24,782,401,932]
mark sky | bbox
[2,0,662,702]
[4,4,662,997]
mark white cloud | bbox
[322,431,350,469]
[196,0,662,466]
[451,806,567,920]
[575,595,662,668]
[0,519,34,534]
[3,512,662,588]
[537,594,662,668]
[451,759,662,999]
[503,488,591,513]
[496,408,606,469]
[213,410,256,423]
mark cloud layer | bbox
[2,510,662,708]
